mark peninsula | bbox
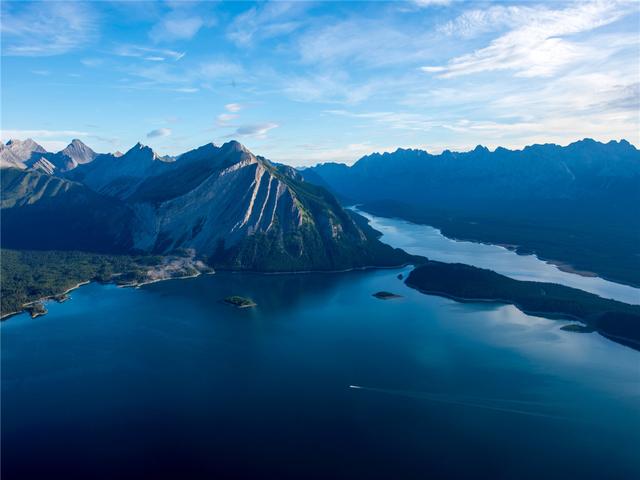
[405,261,640,350]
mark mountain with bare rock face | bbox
[1,140,410,271]
[0,138,47,169]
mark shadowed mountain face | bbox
[305,139,640,286]
[0,168,135,252]
[1,141,409,271]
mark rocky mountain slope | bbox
[1,140,410,271]
[0,138,47,169]
[0,138,99,172]
[41,139,98,171]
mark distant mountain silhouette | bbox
[305,139,640,286]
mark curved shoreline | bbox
[0,262,412,321]
[355,206,640,289]
[404,283,584,323]
[1,280,92,321]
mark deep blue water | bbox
[2,265,640,479]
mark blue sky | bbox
[1,0,639,165]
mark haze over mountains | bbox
[305,139,640,286]
[1,139,408,271]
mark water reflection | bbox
[357,209,640,304]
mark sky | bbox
[1,0,639,166]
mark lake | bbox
[357,208,640,304]
[2,213,639,479]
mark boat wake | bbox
[348,385,587,423]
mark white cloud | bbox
[147,128,172,138]
[1,129,89,140]
[423,1,636,78]
[113,45,185,61]
[225,103,243,112]
[217,113,239,126]
[1,2,97,56]
[227,2,308,46]
[412,0,452,7]
[150,12,205,42]
[173,87,199,93]
[229,123,278,139]
[438,5,527,38]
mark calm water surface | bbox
[2,215,639,479]
[358,208,640,304]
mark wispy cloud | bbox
[116,59,242,93]
[1,129,89,140]
[216,103,244,127]
[150,12,206,42]
[228,123,278,139]
[283,72,384,104]
[438,5,528,38]
[227,2,308,46]
[174,87,199,94]
[147,128,172,138]
[412,0,452,7]
[1,2,97,56]
[325,109,442,132]
[423,1,636,78]
[113,44,185,62]
[216,113,239,127]
[225,103,243,113]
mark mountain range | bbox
[1,139,409,271]
[304,139,640,286]
[0,138,99,172]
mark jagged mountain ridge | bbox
[303,138,640,286]
[0,138,47,169]
[0,138,98,172]
[305,139,640,203]
[1,140,410,271]
[41,139,98,171]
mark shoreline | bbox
[1,280,92,321]
[0,262,412,321]
[215,262,414,276]
[355,206,640,289]
[404,282,585,323]
[117,271,211,289]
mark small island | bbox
[406,261,640,351]
[373,291,402,300]
[224,296,257,308]
[560,324,595,333]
